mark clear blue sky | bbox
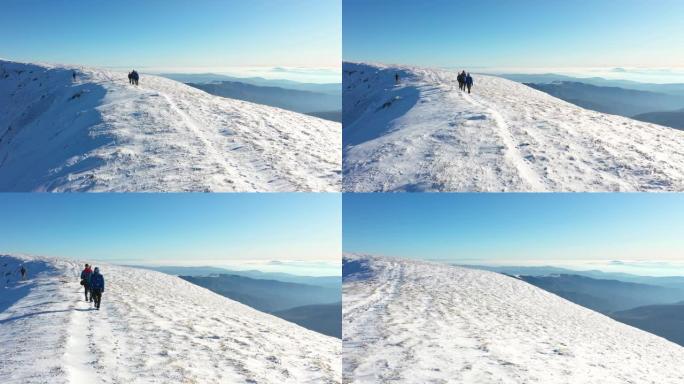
[0,0,341,70]
[343,194,684,274]
[0,193,341,272]
[344,0,684,69]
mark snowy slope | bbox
[343,254,684,384]
[343,62,684,191]
[0,60,341,192]
[0,255,341,384]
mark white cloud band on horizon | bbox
[447,66,684,84]
[105,65,342,84]
[448,258,684,277]
[109,258,341,276]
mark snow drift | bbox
[0,255,341,384]
[0,60,341,192]
[343,254,684,383]
[342,62,684,191]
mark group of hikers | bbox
[457,71,474,94]
[80,264,105,310]
[127,70,140,85]
[394,70,474,93]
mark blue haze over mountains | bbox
[500,74,684,130]
[462,264,684,347]
[138,265,341,338]
[161,73,341,122]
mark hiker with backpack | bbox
[458,70,468,91]
[131,70,139,86]
[80,264,93,302]
[127,72,133,84]
[466,73,473,94]
[90,267,105,310]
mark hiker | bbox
[80,264,93,302]
[466,73,473,94]
[457,71,464,91]
[395,73,399,84]
[20,265,26,280]
[131,70,139,86]
[127,72,133,84]
[90,267,105,310]
[72,71,76,81]
[461,71,468,91]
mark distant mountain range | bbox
[499,73,684,130]
[633,108,684,129]
[525,81,684,117]
[135,265,341,337]
[179,274,340,312]
[612,303,684,346]
[188,81,341,121]
[134,265,340,288]
[159,73,341,95]
[177,273,341,338]
[159,73,342,122]
[273,303,341,338]
[460,264,684,290]
[473,265,684,347]
[499,73,684,96]
[512,274,684,313]
[306,110,343,122]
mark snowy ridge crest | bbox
[343,255,684,383]
[0,254,341,383]
[0,60,341,192]
[342,62,684,192]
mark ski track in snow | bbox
[342,254,684,384]
[342,62,684,192]
[0,255,341,384]
[0,60,341,192]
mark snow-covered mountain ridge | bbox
[343,62,684,191]
[0,60,341,191]
[0,254,341,383]
[342,254,684,383]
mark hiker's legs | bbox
[84,285,89,301]
[94,290,102,308]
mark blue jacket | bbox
[90,272,105,291]
[466,75,473,85]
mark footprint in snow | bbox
[466,114,487,121]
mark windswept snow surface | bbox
[342,62,684,191]
[0,255,341,384]
[0,60,341,191]
[342,254,684,384]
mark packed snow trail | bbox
[0,255,341,384]
[342,255,684,384]
[0,60,341,192]
[343,62,684,191]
